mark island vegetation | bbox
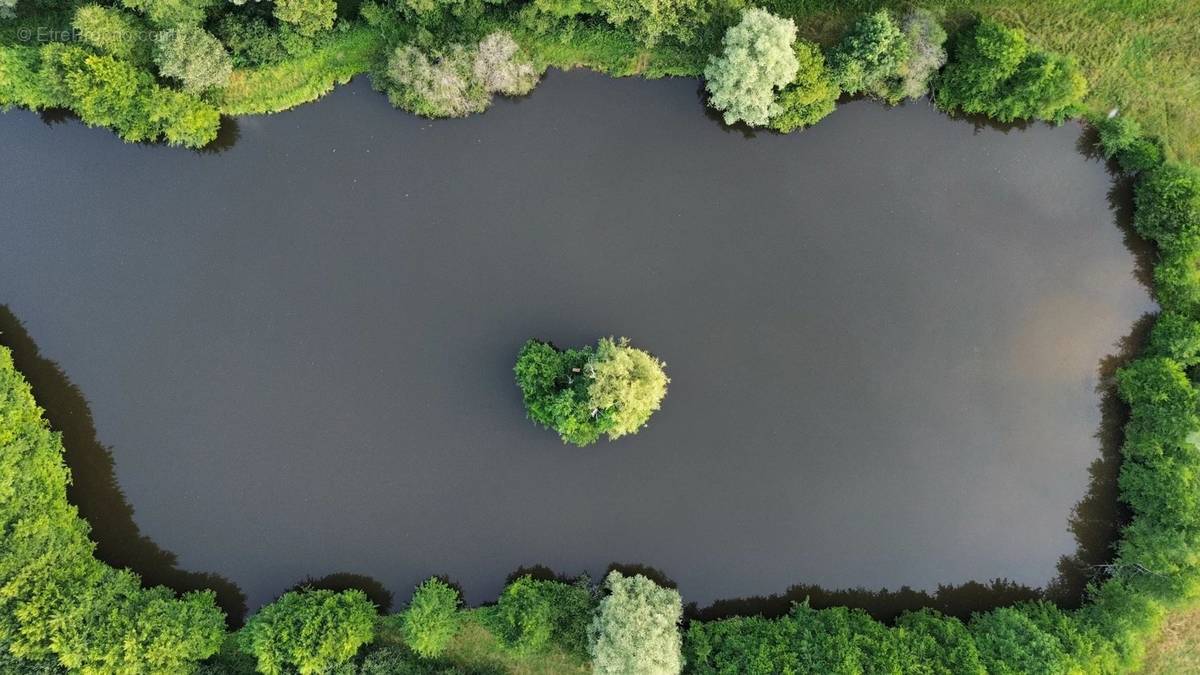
[2,0,1200,672]
[515,337,669,447]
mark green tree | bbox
[120,0,214,27]
[936,18,1086,123]
[491,576,596,657]
[893,609,986,675]
[589,571,682,675]
[237,589,376,675]
[1095,116,1164,174]
[72,5,152,66]
[587,337,669,441]
[154,25,233,93]
[593,0,713,47]
[704,8,798,127]
[970,606,1073,675]
[897,8,946,100]
[769,39,837,133]
[402,578,461,659]
[1148,312,1200,366]
[274,0,337,37]
[827,9,908,102]
[514,337,668,446]
[1133,163,1200,251]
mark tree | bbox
[491,576,596,657]
[72,5,152,66]
[1095,116,1164,174]
[384,32,539,118]
[936,18,1086,123]
[589,571,682,675]
[237,589,377,675]
[704,8,798,127]
[893,609,986,675]
[1133,163,1200,250]
[593,0,712,47]
[897,8,946,100]
[769,39,838,133]
[587,337,670,440]
[154,25,232,93]
[514,337,669,446]
[1148,312,1200,366]
[274,0,336,37]
[827,9,908,101]
[402,578,461,659]
[120,0,215,27]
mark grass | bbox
[217,24,384,116]
[373,609,590,675]
[1137,605,1200,674]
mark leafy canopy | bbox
[515,337,669,446]
[704,8,798,127]
[589,571,683,675]
[237,588,377,675]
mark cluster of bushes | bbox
[0,348,227,673]
[514,337,670,447]
[703,7,1086,132]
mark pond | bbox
[0,71,1154,622]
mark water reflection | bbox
[0,306,248,626]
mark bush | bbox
[402,578,461,659]
[897,8,947,100]
[769,39,837,133]
[970,605,1075,675]
[589,571,682,675]
[514,337,669,446]
[0,348,227,673]
[704,8,797,127]
[1096,116,1165,174]
[237,588,376,675]
[937,18,1086,123]
[1133,163,1200,251]
[275,0,337,37]
[893,609,986,675]
[120,0,215,27]
[827,9,908,102]
[1148,312,1200,365]
[383,32,539,118]
[72,5,152,66]
[215,15,316,68]
[491,576,596,658]
[592,0,714,47]
[154,25,233,93]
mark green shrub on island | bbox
[515,336,669,446]
[402,578,462,659]
[589,571,683,675]
[237,588,377,675]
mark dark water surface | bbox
[0,72,1154,619]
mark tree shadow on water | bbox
[0,305,248,626]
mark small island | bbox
[515,337,669,447]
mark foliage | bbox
[1096,115,1165,174]
[237,588,376,675]
[588,571,682,675]
[514,337,668,446]
[154,24,233,92]
[120,0,214,27]
[403,578,462,659]
[490,576,596,658]
[0,348,226,673]
[936,17,1086,123]
[274,0,337,37]
[827,9,907,102]
[1133,164,1200,251]
[703,7,796,127]
[896,7,945,101]
[768,38,836,133]
[592,0,715,48]
[1148,311,1200,366]
[382,31,539,118]
[72,5,152,66]
[215,15,315,68]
